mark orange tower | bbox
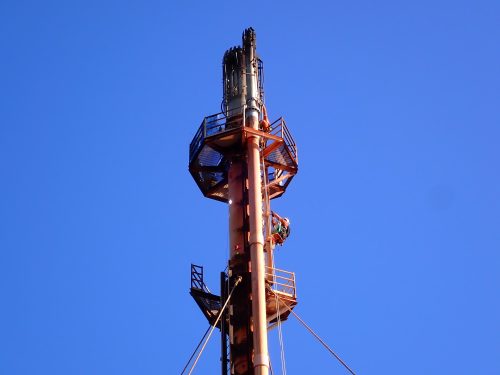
[188,28,298,375]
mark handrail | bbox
[189,121,205,163]
[266,265,294,275]
[265,266,296,298]
[191,264,211,294]
[267,117,298,165]
[189,105,247,162]
[189,108,298,168]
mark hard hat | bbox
[284,218,290,225]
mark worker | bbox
[259,104,271,132]
[271,211,290,245]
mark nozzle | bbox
[242,27,256,53]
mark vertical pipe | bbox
[225,43,253,375]
[244,28,269,375]
[247,133,269,375]
[228,160,245,259]
[220,272,228,375]
[263,165,274,278]
[265,239,274,281]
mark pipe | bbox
[228,160,245,259]
[244,28,269,375]
[226,46,252,373]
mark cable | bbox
[271,257,287,375]
[262,134,288,374]
[267,287,357,375]
[180,326,211,375]
[184,276,243,375]
[275,285,287,375]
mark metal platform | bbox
[190,263,297,329]
[189,110,298,202]
[189,264,230,374]
[265,266,297,326]
[189,264,222,327]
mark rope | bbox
[261,133,288,374]
[180,326,211,375]
[260,113,288,374]
[275,288,287,374]
[183,276,243,375]
[271,257,287,375]
[267,287,357,375]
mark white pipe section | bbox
[244,29,269,375]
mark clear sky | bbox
[1,0,499,374]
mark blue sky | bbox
[1,0,499,374]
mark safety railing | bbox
[265,266,296,298]
[268,118,298,164]
[204,112,229,137]
[189,123,204,163]
[189,108,298,166]
[189,106,247,164]
[191,264,211,294]
[205,111,246,137]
